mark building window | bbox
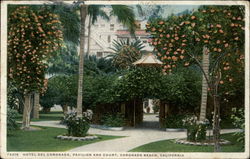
[110,24,114,31]
[101,24,105,27]
[108,35,111,43]
[97,52,103,58]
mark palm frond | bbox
[88,5,109,24]
[110,5,136,34]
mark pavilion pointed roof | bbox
[133,53,163,66]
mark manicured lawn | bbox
[17,111,63,121]
[7,126,124,152]
[129,133,244,152]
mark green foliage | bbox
[116,67,163,100]
[84,55,117,76]
[152,100,160,113]
[165,115,185,128]
[64,110,93,137]
[231,107,244,148]
[7,82,23,111]
[88,5,109,24]
[49,3,80,44]
[159,68,201,112]
[182,115,209,141]
[45,3,80,75]
[110,5,137,33]
[196,124,207,142]
[7,107,19,135]
[109,39,145,69]
[41,64,118,111]
[101,113,125,127]
[83,74,119,108]
[40,75,77,109]
[47,42,79,75]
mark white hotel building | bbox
[84,10,153,58]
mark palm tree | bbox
[76,3,137,116]
[76,3,88,116]
[199,47,210,121]
[109,39,145,69]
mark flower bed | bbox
[56,135,98,141]
[175,138,231,146]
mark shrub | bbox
[182,115,209,142]
[7,107,19,135]
[63,110,93,137]
[196,122,208,141]
[101,113,125,127]
[231,107,244,148]
[165,115,185,128]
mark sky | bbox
[162,5,200,17]
[134,5,200,20]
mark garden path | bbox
[30,114,240,152]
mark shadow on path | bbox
[135,114,161,130]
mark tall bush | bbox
[7,107,19,135]
[231,107,244,148]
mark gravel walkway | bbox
[30,115,240,152]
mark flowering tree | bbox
[146,5,244,151]
[8,6,63,129]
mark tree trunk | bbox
[32,92,40,119]
[76,4,88,117]
[22,93,32,129]
[199,46,209,121]
[213,71,221,152]
[86,15,92,58]
[213,93,221,152]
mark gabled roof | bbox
[133,53,163,66]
